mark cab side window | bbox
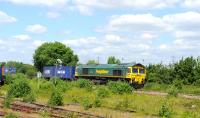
[127,68,131,73]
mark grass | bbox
[142,82,200,95]
[1,77,200,117]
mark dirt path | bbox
[135,90,200,100]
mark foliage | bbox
[107,81,132,94]
[96,86,110,98]
[115,95,130,110]
[3,96,12,108]
[48,90,63,106]
[159,103,173,118]
[6,61,37,78]
[93,97,102,107]
[7,79,31,98]
[33,42,79,72]
[5,113,17,118]
[23,92,36,103]
[81,97,93,110]
[75,79,93,91]
[167,85,179,97]
[5,73,27,84]
[86,60,99,64]
[147,56,200,86]
[107,56,121,64]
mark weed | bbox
[96,86,110,98]
[5,113,17,118]
[159,103,173,118]
[107,81,132,94]
[48,90,63,106]
[93,97,102,107]
[23,92,36,103]
[75,79,93,91]
[7,80,31,98]
[81,97,93,110]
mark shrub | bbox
[97,86,110,98]
[93,97,102,107]
[48,90,63,106]
[75,79,93,91]
[172,80,183,90]
[167,86,179,97]
[194,79,200,86]
[81,97,93,110]
[159,103,172,118]
[5,113,17,118]
[7,80,31,98]
[23,92,36,103]
[107,81,132,94]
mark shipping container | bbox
[43,66,76,79]
[5,67,16,74]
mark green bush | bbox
[172,80,183,90]
[107,81,132,94]
[23,92,36,103]
[5,113,17,118]
[48,90,63,106]
[194,79,200,86]
[93,97,102,107]
[159,103,173,118]
[5,73,27,84]
[7,79,31,98]
[97,86,110,98]
[167,86,179,97]
[81,97,93,110]
[75,79,93,91]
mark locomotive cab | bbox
[126,63,146,85]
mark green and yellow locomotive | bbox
[75,63,146,88]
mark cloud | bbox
[105,14,166,33]
[0,11,17,23]
[183,0,200,9]
[12,34,31,41]
[62,34,153,63]
[72,0,180,14]
[2,0,68,7]
[46,12,60,19]
[33,40,45,47]
[26,24,47,34]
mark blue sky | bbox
[0,0,200,65]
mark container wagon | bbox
[43,66,75,79]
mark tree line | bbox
[146,57,200,86]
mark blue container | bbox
[43,66,75,79]
[43,66,55,78]
[5,67,16,74]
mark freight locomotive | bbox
[43,63,146,87]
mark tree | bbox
[33,42,79,72]
[87,60,98,65]
[107,56,121,64]
[6,61,37,78]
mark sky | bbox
[0,0,200,65]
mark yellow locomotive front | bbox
[126,64,146,86]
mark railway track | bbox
[0,97,104,118]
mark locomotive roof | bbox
[78,63,145,68]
